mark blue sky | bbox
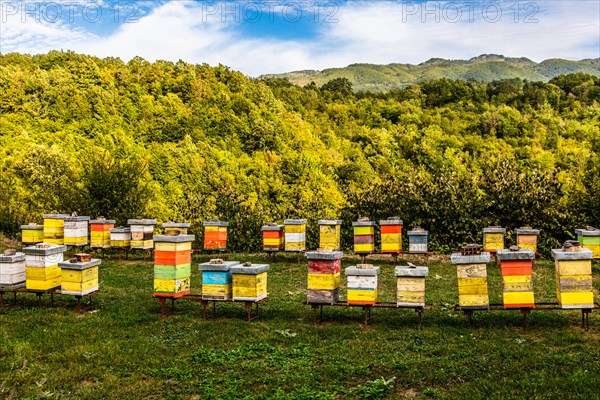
[1,0,599,76]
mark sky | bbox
[1,0,599,76]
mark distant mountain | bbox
[264,55,600,91]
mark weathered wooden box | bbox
[482,226,506,253]
[43,213,69,245]
[575,227,600,259]
[58,257,101,296]
[110,227,131,249]
[153,234,195,298]
[497,248,535,309]
[451,252,491,310]
[198,259,240,300]
[380,218,403,254]
[230,263,269,302]
[21,223,43,245]
[318,219,342,251]
[64,215,90,247]
[162,222,190,235]
[515,227,540,253]
[203,219,229,251]
[23,243,66,292]
[352,220,376,254]
[408,227,428,253]
[0,251,26,290]
[551,247,594,309]
[306,251,343,304]
[128,219,156,250]
[90,218,115,249]
[284,219,307,252]
[394,264,429,307]
[262,224,284,252]
[345,265,379,306]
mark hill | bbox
[264,55,600,91]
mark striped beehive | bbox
[306,250,343,305]
[408,227,428,253]
[203,219,229,251]
[153,233,195,298]
[58,255,100,296]
[318,219,342,251]
[21,223,43,245]
[23,243,66,292]
[230,262,269,302]
[380,217,403,254]
[128,219,156,250]
[198,259,240,301]
[345,264,379,305]
[352,219,376,254]
[575,227,600,259]
[497,247,535,309]
[64,215,90,247]
[515,227,540,253]
[284,218,307,252]
[482,226,506,253]
[90,218,115,249]
[262,223,284,252]
[109,227,131,249]
[43,213,69,245]
[162,222,190,235]
[551,243,594,309]
[394,264,429,307]
[451,252,491,310]
[0,250,26,290]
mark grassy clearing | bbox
[0,252,599,399]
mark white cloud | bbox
[1,0,598,76]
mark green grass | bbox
[1,253,599,399]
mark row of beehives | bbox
[0,244,100,296]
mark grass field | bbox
[1,250,599,399]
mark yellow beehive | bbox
[90,218,115,249]
[345,265,379,305]
[451,252,491,310]
[128,218,156,250]
[284,219,307,252]
[231,263,269,302]
[515,227,540,253]
[110,227,131,249]
[64,215,90,247]
[482,226,505,253]
[43,213,69,245]
[21,223,43,245]
[262,223,284,252]
[58,256,100,295]
[575,227,600,259]
[23,243,66,292]
[203,219,229,251]
[551,243,594,309]
[198,259,240,301]
[497,248,535,309]
[380,217,403,254]
[153,233,195,298]
[352,219,376,254]
[394,264,428,307]
[318,219,342,251]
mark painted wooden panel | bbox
[130,240,153,249]
[347,288,377,305]
[154,242,192,252]
[409,243,427,253]
[456,264,487,279]
[577,234,600,246]
[354,243,374,253]
[502,275,533,291]
[353,226,374,235]
[26,266,61,280]
[458,294,489,307]
[503,292,535,307]
[154,264,191,280]
[555,260,592,276]
[307,273,340,290]
[61,268,98,282]
[397,291,426,304]
[202,271,232,285]
[0,261,26,276]
[558,276,593,292]
[153,277,191,293]
[354,235,374,244]
[517,235,538,245]
[233,284,267,298]
[62,278,98,292]
[308,259,341,274]
[319,225,341,250]
[381,225,402,234]
[347,275,378,289]
[557,292,594,307]
[307,289,339,304]
[457,278,489,295]
[0,271,26,284]
[396,278,426,292]
[110,240,130,248]
[26,278,61,291]
[22,230,43,244]
[500,261,533,276]
[285,224,305,233]
[483,232,504,252]
[202,283,232,300]
[154,250,192,265]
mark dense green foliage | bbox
[1,51,600,253]
[267,54,600,91]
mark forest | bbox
[1,51,600,254]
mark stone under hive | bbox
[318,219,342,251]
[198,259,240,301]
[230,262,269,302]
[21,223,43,245]
[110,227,131,249]
[162,222,190,235]
[497,247,535,309]
[352,219,376,254]
[574,227,600,259]
[407,227,428,253]
[58,254,100,296]
[153,233,195,298]
[43,213,69,245]
[451,251,491,310]
[305,250,343,305]
[23,243,66,292]
[284,218,307,252]
[551,242,594,309]
[380,217,403,254]
[203,219,229,251]
[345,264,379,306]
[90,218,115,249]
[262,223,284,252]
[0,250,26,290]
[515,227,540,253]
[63,214,90,247]
[394,263,429,307]
[128,218,156,250]
[482,226,506,253]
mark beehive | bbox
[198,259,240,301]
[203,219,229,251]
[482,226,506,253]
[318,219,342,250]
[230,263,269,302]
[162,222,190,235]
[110,227,131,249]
[451,252,491,310]
[284,218,307,252]
[153,233,195,298]
[515,227,540,253]
[90,218,115,249]
[380,217,403,254]
[42,213,69,245]
[305,250,343,305]
[64,215,90,247]
[58,256,100,295]
[394,264,429,307]
[0,250,26,290]
[352,219,376,254]
[575,227,600,259]
[262,223,284,252]
[21,223,43,245]
[345,264,379,305]
[23,243,66,292]
[408,227,428,253]
[551,244,594,309]
[128,218,156,250]
[497,247,535,309]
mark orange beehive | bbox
[262,223,284,252]
[380,217,403,254]
[203,219,228,251]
